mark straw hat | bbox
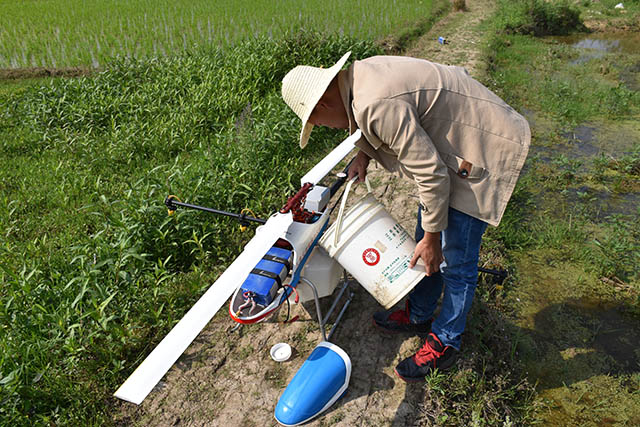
[282,51,351,149]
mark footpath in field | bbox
[113,2,499,426]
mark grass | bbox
[493,0,584,36]
[477,0,640,424]
[482,18,640,281]
[0,0,432,68]
[0,32,383,425]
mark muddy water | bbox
[557,32,640,91]
[554,32,640,64]
[527,33,640,217]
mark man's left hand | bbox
[410,231,443,276]
[348,150,371,183]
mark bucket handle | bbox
[334,176,372,247]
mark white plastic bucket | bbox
[319,178,424,309]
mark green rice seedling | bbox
[0,0,432,68]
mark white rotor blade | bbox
[114,212,293,405]
[300,129,361,186]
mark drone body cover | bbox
[274,342,351,426]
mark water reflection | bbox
[573,38,621,52]
[552,32,640,64]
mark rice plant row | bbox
[0,0,431,68]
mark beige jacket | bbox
[337,56,530,232]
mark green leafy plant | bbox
[494,0,585,36]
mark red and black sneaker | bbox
[372,301,431,336]
[394,333,457,382]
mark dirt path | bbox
[114,2,496,426]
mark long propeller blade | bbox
[114,212,294,404]
[300,129,361,186]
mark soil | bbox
[0,66,93,80]
[112,1,500,425]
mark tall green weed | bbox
[0,33,381,425]
[494,0,585,36]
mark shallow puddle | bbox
[531,118,639,163]
[550,31,640,94]
[553,32,640,64]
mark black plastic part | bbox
[250,268,282,287]
[329,157,356,198]
[478,267,508,284]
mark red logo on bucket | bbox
[362,248,380,266]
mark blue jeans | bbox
[409,206,488,350]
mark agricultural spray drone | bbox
[115,131,364,425]
[114,129,506,425]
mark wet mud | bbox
[511,250,640,426]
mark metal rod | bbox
[322,275,350,325]
[300,277,327,342]
[478,267,507,278]
[165,197,266,224]
[327,291,354,341]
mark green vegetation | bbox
[478,0,640,424]
[0,32,382,425]
[494,0,584,36]
[0,0,431,68]
[2,0,639,425]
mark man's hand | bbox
[348,150,371,183]
[410,231,443,276]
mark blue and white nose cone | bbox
[274,342,351,426]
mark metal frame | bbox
[299,270,354,342]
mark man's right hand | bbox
[410,231,443,276]
[348,150,371,183]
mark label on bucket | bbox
[384,224,409,248]
[381,255,410,284]
[362,248,380,266]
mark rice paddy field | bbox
[0,0,443,425]
[1,0,430,68]
[2,0,639,425]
